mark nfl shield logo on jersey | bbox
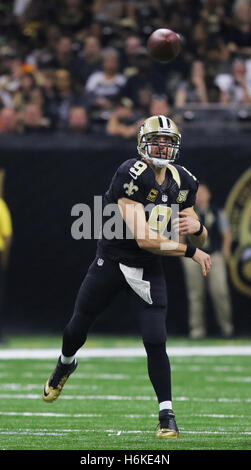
[162,194,168,203]
[97,258,104,266]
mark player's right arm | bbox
[118,197,211,276]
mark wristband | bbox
[185,243,196,258]
[194,221,204,236]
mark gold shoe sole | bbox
[156,430,179,439]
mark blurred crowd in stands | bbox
[0,0,251,137]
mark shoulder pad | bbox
[116,158,138,177]
[172,164,199,189]
[117,158,149,181]
[112,158,150,202]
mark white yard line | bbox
[1,411,251,419]
[206,376,251,382]
[1,427,251,437]
[194,414,250,418]
[0,393,155,400]
[0,411,102,418]
[0,394,251,403]
[0,345,251,359]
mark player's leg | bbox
[133,260,179,438]
[208,252,234,337]
[42,256,125,402]
[182,257,206,339]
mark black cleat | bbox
[156,409,179,438]
[42,357,77,403]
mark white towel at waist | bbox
[119,263,153,304]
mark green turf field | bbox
[0,335,251,451]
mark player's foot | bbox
[156,409,179,438]
[42,356,77,403]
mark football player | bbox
[42,115,211,439]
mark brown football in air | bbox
[147,28,182,63]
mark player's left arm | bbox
[173,206,208,249]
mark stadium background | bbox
[0,0,250,337]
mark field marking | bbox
[2,428,251,438]
[0,431,66,436]
[1,410,251,420]
[206,376,251,383]
[0,393,251,403]
[0,383,98,392]
[1,411,251,422]
[0,411,102,418]
[195,413,251,419]
[1,346,251,359]
[0,393,155,400]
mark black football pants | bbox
[62,255,172,403]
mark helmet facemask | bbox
[137,116,181,168]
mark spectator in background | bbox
[129,0,162,37]
[148,94,184,128]
[18,102,50,133]
[106,94,172,139]
[122,47,165,109]
[149,95,171,117]
[175,60,209,107]
[85,47,126,130]
[225,0,251,58]
[0,54,24,108]
[14,0,56,50]
[55,0,93,36]
[0,108,18,134]
[116,18,139,46]
[136,87,154,116]
[181,183,234,339]
[54,69,81,130]
[29,87,45,108]
[38,70,59,130]
[215,58,251,103]
[159,0,200,35]
[12,72,36,110]
[13,0,31,17]
[203,39,233,101]
[0,186,13,344]
[186,21,209,60]
[200,0,226,36]
[106,97,144,138]
[121,35,143,76]
[2,0,251,135]
[204,39,232,82]
[71,36,102,86]
[67,106,89,135]
[45,36,74,71]
[93,0,130,24]
[26,24,62,69]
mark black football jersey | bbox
[96,158,199,267]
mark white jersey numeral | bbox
[129,161,148,179]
